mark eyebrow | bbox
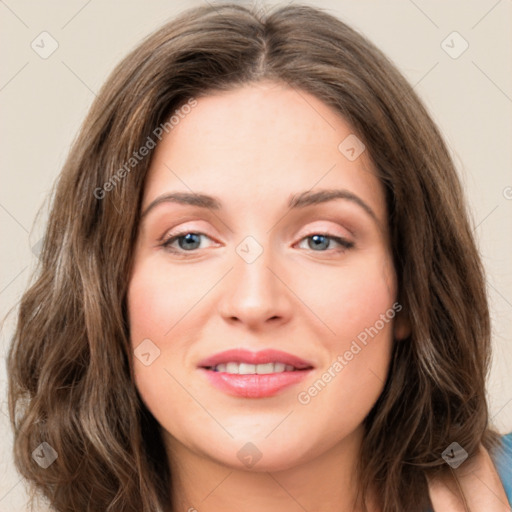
[140,188,378,223]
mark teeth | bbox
[211,362,297,374]
[272,362,286,373]
[226,362,239,374]
[239,363,256,374]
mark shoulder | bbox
[493,431,512,505]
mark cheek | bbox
[127,262,186,404]
[296,253,397,344]
[127,259,200,343]
[290,254,396,422]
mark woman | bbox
[7,3,512,511]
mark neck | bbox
[164,425,379,512]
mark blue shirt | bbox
[495,432,512,505]
[425,432,512,511]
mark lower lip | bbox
[199,368,313,398]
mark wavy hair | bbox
[7,3,501,511]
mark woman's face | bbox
[127,81,409,472]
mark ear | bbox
[393,309,411,340]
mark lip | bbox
[197,348,314,370]
[197,348,315,399]
[199,369,313,398]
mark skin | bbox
[428,446,510,511]
[126,81,508,511]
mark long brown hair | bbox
[7,3,501,511]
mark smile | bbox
[197,348,315,398]
[208,362,298,374]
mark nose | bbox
[217,240,293,329]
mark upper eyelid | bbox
[161,229,216,243]
[162,226,353,239]
[161,218,355,239]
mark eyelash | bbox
[160,231,354,256]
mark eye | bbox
[160,231,354,255]
[161,231,215,253]
[296,233,354,252]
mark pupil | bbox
[180,233,200,250]
[310,234,328,250]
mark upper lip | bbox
[197,348,314,370]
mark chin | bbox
[203,436,313,473]
[226,451,305,473]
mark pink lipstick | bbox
[197,348,314,398]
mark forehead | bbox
[143,81,387,223]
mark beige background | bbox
[1,0,511,509]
